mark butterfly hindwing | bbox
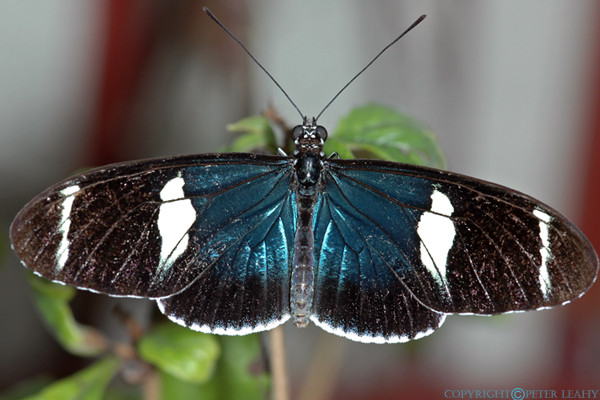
[312,192,446,343]
[315,158,597,320]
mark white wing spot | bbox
[55,185,80,272]
[417,189,455,293]
[157,173,196,275]
[533,208,553,300]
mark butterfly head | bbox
[292,117,327,157]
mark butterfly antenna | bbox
[203,7,305,120]
[315,14,426,122]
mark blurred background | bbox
[1,0,599,398]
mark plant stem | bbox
[297,333,345,400]
[143,369,160,400]
[269,326,289,400]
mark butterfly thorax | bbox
[290,120,327,327]
[292,119,327,185]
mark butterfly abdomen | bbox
[290,122,326,327]
[290,165,322,327]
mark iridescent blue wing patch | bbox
[310,158,597,342]
[157,165,296,334]
[312,192,445,343]
[10,153,295,334]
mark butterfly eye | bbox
[316,126,328,141]
[292,125,304,140]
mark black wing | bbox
[11,153,296,334]
[310,158,597,343]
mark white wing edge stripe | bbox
[309,314,446,344]
[55,185,81,272]
[157,300,290,336]
[533,208,553,300]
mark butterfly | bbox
[9,114,598,343]
[9,10,599,344]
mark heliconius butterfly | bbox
[10,9,598,344]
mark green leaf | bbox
[157,370,206,400]
[0,376,54,400]
[332,104,447,168]
[204,335,269,400]
[22,356,120,400]
[322,137,354,160]
[138,323,220,384]
[158,334,269,400]
[224,116,277,153]
[27,273,107,357]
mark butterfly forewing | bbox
[317,158,598,317]
[157,167,296,334]
[10,153,293,302]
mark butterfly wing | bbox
[156,159,297,334]
[11,153,296,333]
[311,158,598,343]
[312,191,446,343]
